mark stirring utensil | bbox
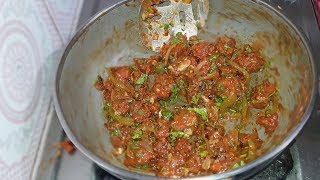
[139,0,209,52]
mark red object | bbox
[59,140,76,154]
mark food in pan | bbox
[94,34,278,177]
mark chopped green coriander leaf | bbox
[113,129,120,136]
[170,95,178,104]
[170,131,186,141]
[187,108,208,120]
[136,74,148,85]
[169,84,180,103]
[164,23,170,30]
[171,84,180,94]
[221,95,227,100]
[217,84,224,92]
[159,100,167,109]
[134,164,148,171]
[132,122,142,129]
[198,150,208,158]
[135,153,142,158]
[210,54,219,60]
[170,38,182,45]
[176,32,183,36]
[218,112,224,119]
[162,111,173,121]
[215,100,223,107]
[245,46,253,53]
[192,93,201,105]
[155,64,166,74]
[132,130,143,140]
[209,64,217,73]
[125,113,132,118]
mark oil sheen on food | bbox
[94,34,279,178]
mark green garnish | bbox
[136,74,148,85]
[176,32,183,36]
[221,95,227,100]
[187,108,208,120]
[240,160,246,166]
[265,61,272,68]
[169,84,180,103]
[232,161,245,169]
[215,96,224,107]
[162,111,173,121]
[103,103,111,111]
[164,23,170,30]
[209,64,217,74]
[133,122,142,129]
[232,163,240,169]
[198,150,208,158]
[134,164,148,171]
[135,153,142,158]
[210,54,219,60]
[245,46,253,53]
[218,112,224,119]
[217,84,224,92]
[171,84,180,94]
[132,130,143,140]
[170,131,186,141]
[170,38,183,45]
[159,100,167,109]
[224,44,230,50]
[192,93,201,105]
[113,129,120,136]
[265,109,271,116]
[125,113,132,118]
[240,154,247,158]
[128,140,139,149]
[245,91,251,100]
[155,64,166,74]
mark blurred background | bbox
[0,0,319,180]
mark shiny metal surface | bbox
[53,0,318,179]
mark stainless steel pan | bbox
[53,0,317,179]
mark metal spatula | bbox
[139,0,209,52]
